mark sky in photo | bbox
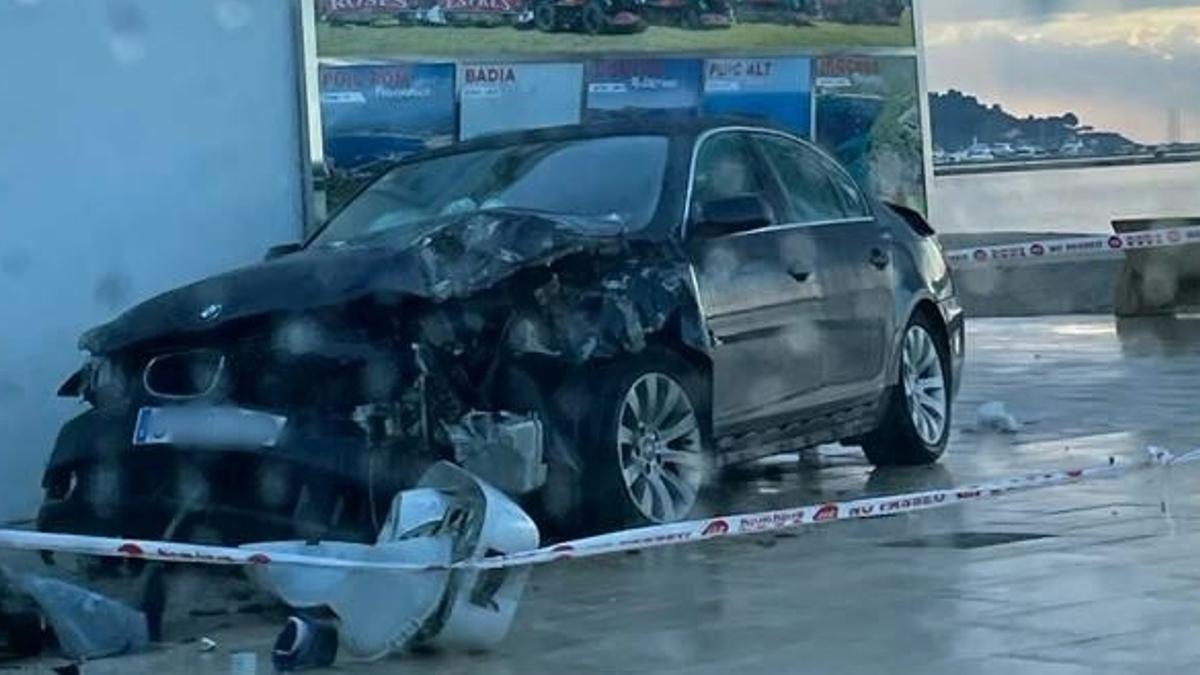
[922,0,1200,143]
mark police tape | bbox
[945,225,1200,268]
[1,447,1197,573]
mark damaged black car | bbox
[39,118,964,545]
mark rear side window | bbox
[753,134,870,223]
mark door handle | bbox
[868,248,890,270]
[787,267,810,283]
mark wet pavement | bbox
[9,314,1200,674]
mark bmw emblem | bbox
[199,304,223,322]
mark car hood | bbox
[81,210,627,353]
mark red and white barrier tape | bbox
[1,448,1196,572]
[945,225,1200,268]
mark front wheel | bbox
[579,350,711,530]
[863,314,951,466]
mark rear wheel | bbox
[863,313,951,466]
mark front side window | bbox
[313,135,669,247]
[753,134,870,224]
[690,132,779,234]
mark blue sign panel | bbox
[702,57,812,137]
[585,59,704,122]
[319,62,456,170]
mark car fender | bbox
[882,219,959,386]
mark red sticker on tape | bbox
[702,519,730,536]
[813,503,840,522]
[118,543,144,557]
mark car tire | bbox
[681,6,701,28]
[862,312,951,467]
[581,1,607,34]
[533,1,558,31]
[577,349,711,532]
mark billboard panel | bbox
[308,0,928,215]
[458,62,584,139]
[702,57,812,137]
[814,55,925,211]
[585,58,703,123]
[313,0,915,57]
[319,62,456,171]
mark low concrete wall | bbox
[941,233,1120,318]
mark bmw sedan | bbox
[41,117,963,543]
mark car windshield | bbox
[312,135,669,247]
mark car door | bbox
[685,131,825,433]
[750,132,895,395]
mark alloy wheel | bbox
[616,373,704,523]
[902,325,948,445]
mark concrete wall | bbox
[0,1,307,521]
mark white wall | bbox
[0,0,307,521]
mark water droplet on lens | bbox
[106,1,147,65]
[215,0,252,30]
[0,249,31,278]
[94,271,132,311]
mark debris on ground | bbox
[0,577,44,659]
[198,636,218,652]
[229,651,258,675]
[247,462,539,664]
[0,567,149,661]
[975,401,1022,433]
[271,615,339,671]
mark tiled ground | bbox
[10,315,1200,674]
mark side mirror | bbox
[692,195,772,239]
[265,242,303,261]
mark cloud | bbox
[924,2,1200,142]
[924,0,1200,23]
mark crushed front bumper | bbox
[37,407,381,544]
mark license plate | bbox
[133,406,287,448]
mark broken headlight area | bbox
[59,355,132,408]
